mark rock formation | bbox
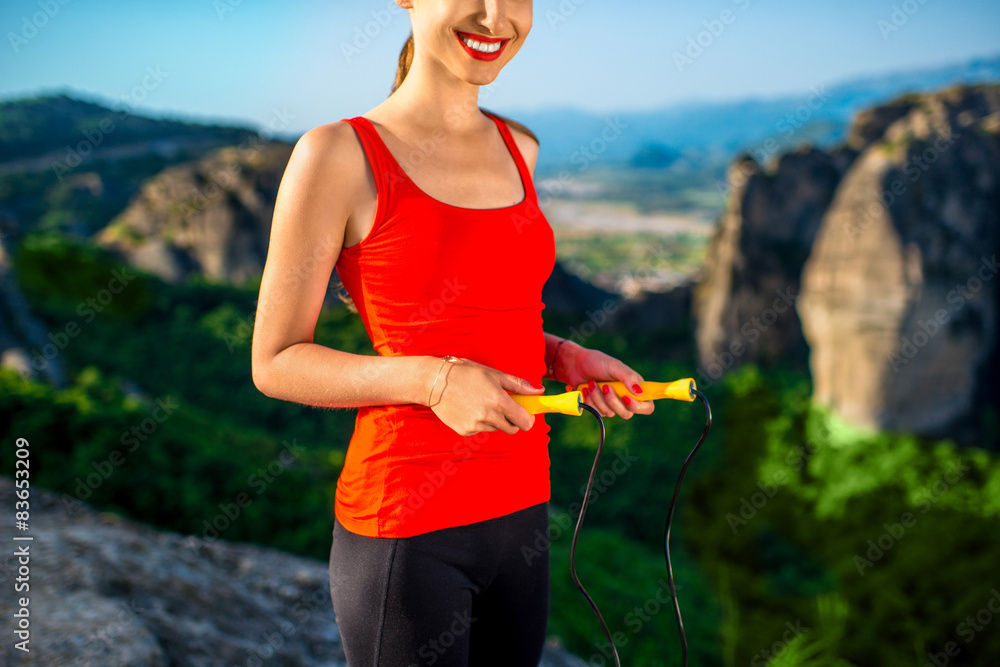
[798,85,1000,438]
[695,82,1000,438]
[693,146,852,375]
[0,477,587,666]
[95,139,294,287]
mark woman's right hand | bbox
[427,357,545,437]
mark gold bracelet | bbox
[428,355,460,406]
[547,339,567,380]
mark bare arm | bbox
[250,122,439,409]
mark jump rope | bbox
[513,379,713,667]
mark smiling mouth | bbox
[455,30,510,61]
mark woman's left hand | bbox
[560,345,655,419]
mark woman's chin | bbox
[461,70,500,87]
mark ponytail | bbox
[391,32,414,95]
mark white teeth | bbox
[461,37,502,53]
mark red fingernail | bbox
[602,384,609,395]
[632,383,643,394]
[582,388,589,399]
[589,380,596,390]
[623,396,631,406]
[532,382,543,389]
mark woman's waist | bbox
[351,405,550,462]
[370,303,545,341]
[372,330,547,383]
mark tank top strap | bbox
[482,110,538,202]
[340,117,399,198]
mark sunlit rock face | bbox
[694,146,850,376]
[798,85,1000,438]
[695,84,1000,440]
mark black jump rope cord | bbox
[570,390,712,667]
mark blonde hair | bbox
[391,32,415,95]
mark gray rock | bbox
[0,477,587,666]
[693,145,850,373]
[799,84,1000,438]
[94,141,293,290]
[693,82,1000,440]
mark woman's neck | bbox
[379,56,492,134]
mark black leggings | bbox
[329,501,550,667]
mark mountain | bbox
[507,53,1000,170]
[0,93,269,244]
[94,141,293,287]
[0,53,996,246]
[693,82,1000,442]
[0,92,258,166]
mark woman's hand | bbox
[560,345,655,419]
[428,358,545,437]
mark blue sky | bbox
[1,0,998,137]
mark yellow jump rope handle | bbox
[510,379,697,415]
[510,391,585,416]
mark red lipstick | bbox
[455,30,509,62]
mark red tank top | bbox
[332,111,557,538]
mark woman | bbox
[251,1,654,664]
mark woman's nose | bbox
[479,0,508,34]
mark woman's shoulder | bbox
[483,110,540,176]
[289,120,370,180]
[276,120,374,217]
[296,119,367,155]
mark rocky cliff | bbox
[695,83,1000,439]
[799,85,1000,438]
[693,146,853,376]
[95,139,294,287]
[0,476,587,666]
